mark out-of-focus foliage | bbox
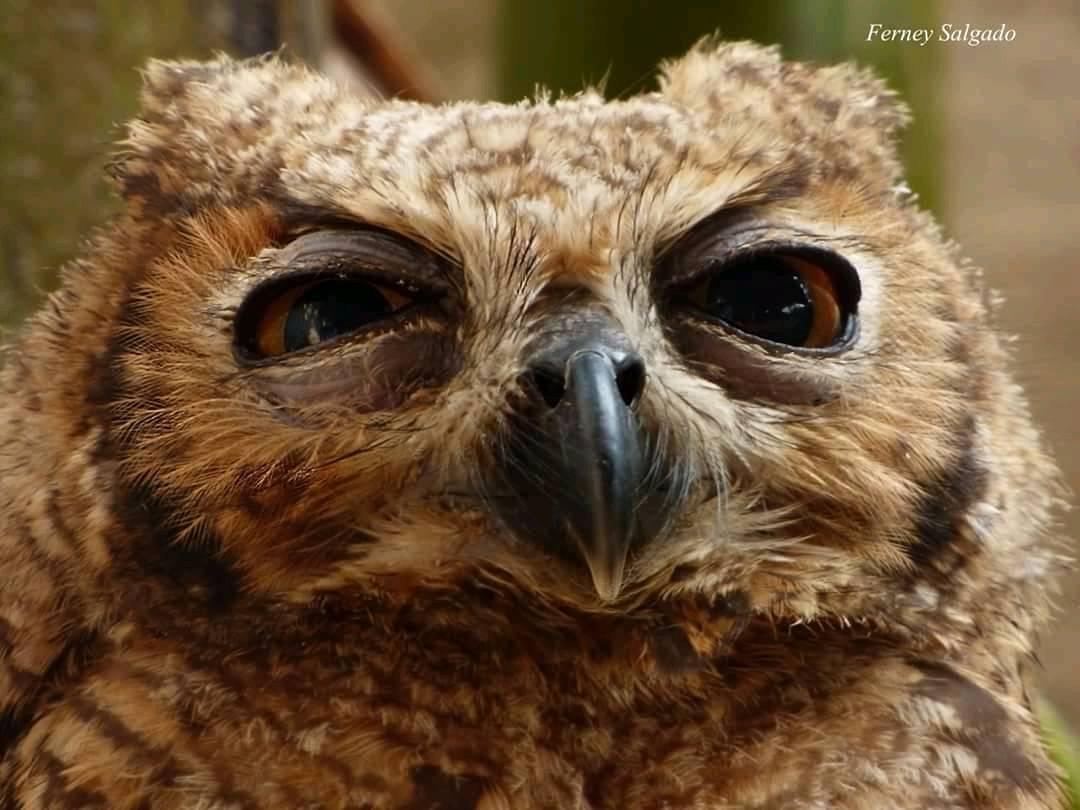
[0,0,323,331]
[1,1,202,330]
[1043,701,1080,810]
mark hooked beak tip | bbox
[566,521,629,602]
[584,552,627,603]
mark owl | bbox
[0,39,1068,809]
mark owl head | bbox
[27,41,1058,662]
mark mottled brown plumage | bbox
[0,40,1068,809]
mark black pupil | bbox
[283,280,394,352]
[703,256,813,346]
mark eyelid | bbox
[263,227,454,294]
[666,240,861,308]
[657,218,772,280]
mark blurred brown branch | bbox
[331,0,438,101]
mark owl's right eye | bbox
[234,228,450,361]
[237,276,416,359]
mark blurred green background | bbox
[0,1,1076,798]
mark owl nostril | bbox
[614,353,646,408]
[528,366,566,409]
[524,348,646,411]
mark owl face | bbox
[106,44,995,627]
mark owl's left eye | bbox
[673,248,860,351]
[241,277,415,358]
[684,253,848,349]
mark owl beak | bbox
[558,349,643,601]
[497,328,648,603]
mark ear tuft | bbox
[659,38,910,185]
[108,55,338,219]
[659,38,785,103]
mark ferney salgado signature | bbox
[866,23,1017,47]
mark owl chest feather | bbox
[7,591,1051,810]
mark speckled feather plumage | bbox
[0,41,1067,808]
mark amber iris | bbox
[251,278,413,357]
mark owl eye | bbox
[684,252,854,349]
[243,277,415,358]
